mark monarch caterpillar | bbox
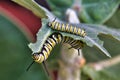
[61,36,84,55]
[32,32,63,64]
[32,32,84,64]
[27,32,84,75]
[48,18,86,37]
[27,32,63,75]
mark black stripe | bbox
[46,39,54,48]
[51,34,58,44]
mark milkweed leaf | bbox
[13,0,120,58]
[46,0,120,23]
[80,0,120,23]
[28,19,52,53]
[12,0,47,18]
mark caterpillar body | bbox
[29,32,84,75]
[48,19,86,37]
[61,36,84,55]
[32,32,84,64]
[32,32,63,63]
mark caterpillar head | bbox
[32,53,44,63]
[48,18,56,26]
[48,22,52,26]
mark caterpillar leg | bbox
[78,49,83,56]
[42,61,50,76]
[78,49,80,56]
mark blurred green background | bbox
[0,0,120,80]
[0,14,48,80]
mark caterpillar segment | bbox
[48,19,86,37]
[32,33,63,64]
[28,32,84,75]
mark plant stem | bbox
[57,9,85,80]
[89,55,120,71]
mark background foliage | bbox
[0,0,120,80]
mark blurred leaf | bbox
[46,0,74,18]
[12,0,57,21]
[46,0,120,23]
[12,0,120,24]
[0,14,49,80]
[12,0,47,18]
[82,63,120,80]
[83,10,120,62]
[105,10,120,28]
[79,0,120,23]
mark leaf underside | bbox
[11,0,120,80]
[12,0,120,57]
[80,0,120,23]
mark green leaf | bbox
[46,0,120,23]
[12,0,120,24]
[80,0,120,23]
[58,22,120,57]
[0,13,49,80]
[12,0,47,18]
[28,19,52,53]
[105,10,120,28]
[82,64,120,80]
[82,10,120,62]
[46,0,74,18]
[13,0,120,58]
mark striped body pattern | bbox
[32,32,84,64]
[62,36,84,50]
[61,36,84,55]
[32,32,63,63]
[48,20,86,37]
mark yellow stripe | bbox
[81,30,85,36]
[64,37,69,43]
[43,50,49,60]
[58,34,62,43]
[73,27,77,34]
[61,24,65,31]
[65,24,69,32]
[57,23,61,30]
[40,55,44,62]
[55,22,59,29]
[70,25,73,33]
[77,28,81,35]
[67,37,72,43]
[71,40,78,46]
[49,38,56,47]
[83,32,86,37]
[51,22,56,29]
[44,46,50,55]
[52,35,59,44]
[47,38,54,47]
[36,54,44,63]
[44,43,52,51]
